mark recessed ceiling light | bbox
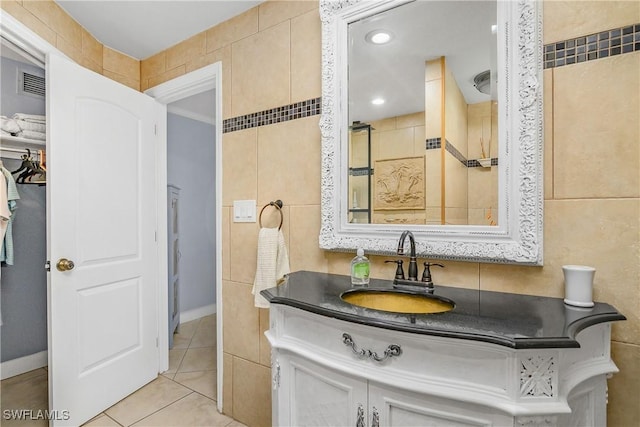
[365,30,394,45]
[371,97,385,105]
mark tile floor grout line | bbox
[174,349,188,374]
[169,374,218,403]
[104,412,124,427]
[132,391,197,426]
[120,389,197,427]
[2,315,223,426]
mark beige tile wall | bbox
[142,1,321,425]
[425,58,443,223]
[467,101,498,226]
[216,1,640,425]
[443,58,469,221]
[1,0,140,90]
[5,0,639,426]
[366,112,427,224]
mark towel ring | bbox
[259,200,283,230]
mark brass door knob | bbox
[56,258,75,272]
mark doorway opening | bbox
[165,89,218,380]
[0,33,48,404]
[2,11,224,422]
[146,62,224,412]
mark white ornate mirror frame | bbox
[319,0,544,265]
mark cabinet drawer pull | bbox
[342,333,402,362]
[371,407,380,427]
[356,404,365,427]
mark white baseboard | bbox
[180,303,216,323]
[1,350,48,380]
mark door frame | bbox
[1,7,191,410]
[0,12,50,381]
[0,11,57,67]
[145,63,224,412]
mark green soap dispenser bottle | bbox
[351,248,370,286]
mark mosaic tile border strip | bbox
[426,137,441,150]
[544,23,640,69]
[467,158,499,168]
[445,140,467,165]
[222,25,639,133]
[223,97,321,133]
[425,137,497,168]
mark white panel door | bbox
[47,53,160,426]
[368,382,513,427]
[283,354,368,427]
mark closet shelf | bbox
[1,136,46,160]
[1,134,46,149]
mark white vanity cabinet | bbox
[266,304,617,427]
[276,353,367,426]
[278,352,512,427]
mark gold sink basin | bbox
[341,289,454,314]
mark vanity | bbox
[289,0,626,424]
[262,271,625,427]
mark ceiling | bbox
[52,1,264,123]
[348,0,497,124]
[3,1,496,125]
[55,1,264,60]
[168,89,216,124]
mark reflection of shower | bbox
[473,70,491,94]
[348,121,373,223]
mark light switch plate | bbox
[233,200,256,222]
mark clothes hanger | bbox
[11,149,32,175]
[15,151,36,183]
[38,149,46,172]
[20,150,46,185]
[25,158,46,184]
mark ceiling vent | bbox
[473,70,491,95]
[19,70,45,98]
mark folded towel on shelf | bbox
[252,227,290,308]
[12,113,46,123]
[17,130,46,141]
[15,119,46,133]
[1,116,20,135]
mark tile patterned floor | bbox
[1,315,243,427]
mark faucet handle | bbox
[385,260,405,280]
[421,262,444,286]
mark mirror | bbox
[347,1,498,226]
[319,0,544,264]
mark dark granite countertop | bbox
[261,271,626,349]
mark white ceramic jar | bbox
[562,265,596,307]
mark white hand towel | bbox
[252,227,290,308]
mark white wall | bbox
[167,113,216,313]
[0,56,45,117]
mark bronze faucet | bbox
[389,231,444,292]
[397,230,418,281]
